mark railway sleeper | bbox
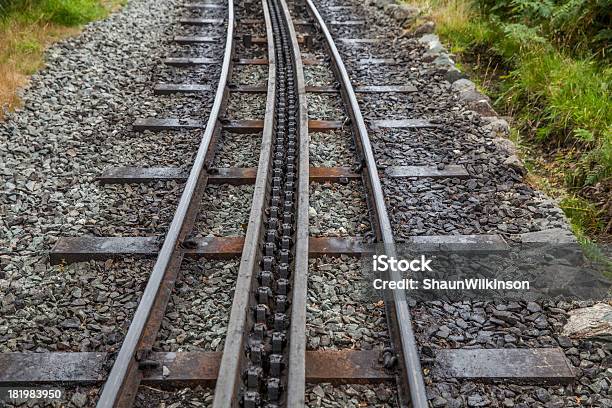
[96,165,469,184]
[132,117,437,131]
[0,348,574,386]
[48,234,510,265]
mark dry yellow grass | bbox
[0,62,25,116]
[101,0,126,12]
[0,20,79,118]
[0,0,125,119]
[401,0,472,32]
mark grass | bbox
[401,0,611,243]
[1,0,106,25]
[0,0,126,118]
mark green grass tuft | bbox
[14,38,40,54]
[1,0,109,26]
[560,196,604,236]
[42,0,106,26]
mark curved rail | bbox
[212,0,277,404]
[96,1,235,406]
[304,1,429,406]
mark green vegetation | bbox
[560,196,605,239]
[404,0,611,240]
[0,0,109,26]
[0,0,125,117]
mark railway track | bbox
[2,0,604,406]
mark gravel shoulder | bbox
[311,1,612,407]
[0,0,234,357]
[0,0,213,353]
[1,258,152,353]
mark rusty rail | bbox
[304,0,429,406]
[211,0,277,404]
[95,1,236,406]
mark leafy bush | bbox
[434,0,611,191]
[474,0,611,60]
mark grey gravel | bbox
[309,181,371,237]
[106,129,201,168]
[384,176,568,238]
[153,64,222,85]
[309,130,358,167]
[236,41,267,60]
[135,94,213,118]
[304,65,336,87]
[232,64,268,85]
[83,181,183,237]
[0,258,151,352]
[302,48,329,62]
[370,127,487,167]
[358,86,457,118]
[306,383,397,407]
[165,43,222,58]
[307,256,388,350]
[226,93,266,119]
[236,22,265,36]
[193,184,254,237]
[155,259,237,352]
[179,23,226,38]
[182,6,226,17]
[307,94,346,120]
[213,131,261,168]
[135,386,213,408]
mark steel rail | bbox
[304,1,429,407]
[96,1,236,406]
[213,0,309,404]
[278,0,310,404]
[212,0,277,404]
